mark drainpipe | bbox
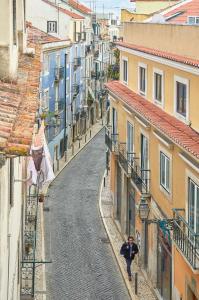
[7,233,11,300]
[64,53,67,152]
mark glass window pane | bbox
[188,179,195,231]
[176,82,186,117]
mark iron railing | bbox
[173,208,199,270]
[131,157,150,194]
[74,57,81,69]
[54,67,64,81]
[72,84,80,97]
[105,126,118,153]
[118,143,134,175]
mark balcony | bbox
[94,50,99,59]
[131,157,150,194]
[85,45,91,56]
[105,126,118,153]
[173,208,199,270]
[54,67,64,81]
[118,143,133,175]
[72,84,80,98]
[91,70,100,80]
[74,57,81,69]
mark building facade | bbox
[106,22,199,300]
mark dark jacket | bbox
[120,242,138,260]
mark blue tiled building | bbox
[41,41,72,171]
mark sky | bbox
[81,0,134,17]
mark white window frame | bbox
[138,62,147,96]
[43,53,50,75]
[47,21,57,33]
[187,16,199,25]
[160,151,170,193]
[127,121,134,162]
[188,178,199,233]
[122,56,128,85]
[174,75,189,123]
[153,68,164,107]
[43,88,49,110]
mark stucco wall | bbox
[122,22,199,60]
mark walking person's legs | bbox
[125,259,132,280]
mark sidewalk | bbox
[99,173,157,300]
[34,119,105,300]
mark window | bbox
[160,152,170,192]
[154,70,163,103]
[176,82,187,117]
[139,65,146,94]
[122,59,128,83]
[112,107,117,135]
[188,179,199,233]
[56,54,60,67]
[43,53,49,74]
[43,89,49,110]
[174,76,189,121]
[127,122,134,162]
[55,84,59,111]
[141,134,149,185]
[188,16,199,25]
[47,21,57,33]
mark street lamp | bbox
[138,196,150,221]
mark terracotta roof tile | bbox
[164,0,199,23]
[42,0,85,19]
[0,41,42,155]
[68,0,92,14]
[117,41,199,68]
[105,80,199,159]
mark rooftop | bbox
[42,0,85,19]
[116,40,199,68]
[0,49,40,155]
[106,80,199,160]
[68,0,92,15]
[164,0,199,23]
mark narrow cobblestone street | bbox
[44,130,130,300]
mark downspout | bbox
[7,233,11,300]
[64,53,67,152]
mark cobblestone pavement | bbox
[44,131,130,300]
[99,175,157,300]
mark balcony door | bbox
[188,179,199,234]
[112,107,118,144]
[141,134,149,185]
[127,121,134,163]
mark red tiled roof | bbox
[117,41,199,69]
[0,47,40,155]
[164,0,199,23]
[106,80,199,159]
[27,23,61,44]
[68,0,92,14]
[42,0,85,19]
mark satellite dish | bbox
[150,14,166,24]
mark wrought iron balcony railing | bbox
[131,157,150,194]
[173,208,199,270]
[72,84,80,97]
[74,57,81,69]
[118,143,134,175]
[54,66,64,81]
[105,126,118,153]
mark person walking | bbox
[120,236,138,281]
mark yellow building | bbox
[105,22,199,300]
[121,0,180,22]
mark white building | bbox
[0,1,39,299]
